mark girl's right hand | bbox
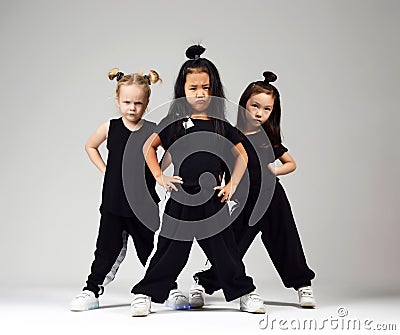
[267,163,276,175]
[156,174,183,192]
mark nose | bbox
[130,103,135,110]
[196,89,205,98]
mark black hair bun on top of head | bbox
[263,71,277,84]
[186,44,206,60]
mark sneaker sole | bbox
[189,302,204,309]
[165,301,191,310]
[300,301,316,308]
[131,310,150,317]
[189,296,204,309]
[240,306,266,314]
[70,302,99,311]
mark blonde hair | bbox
[108,68,161,100]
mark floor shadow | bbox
[263,300,301,308]
[152,307,243,315]
[98,300,302,311]
[98,303,130,309]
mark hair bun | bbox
[262,71,277,84]
[185,44,206,60]
[108,68,124,81]
[145,70,162,85]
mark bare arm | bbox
[269,151,296,176]
[215,142,248,202]
[143,133,182,191]
[85,121,109,175]
[160,150,172,172]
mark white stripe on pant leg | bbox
[143,192,169,270]
[99,191,169,292]
[100,230,129,291]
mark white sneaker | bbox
[165,289,190,310]
[239,292,266,314]
[189,284,205,308]
[131,294,151,316]
[298,286,316,308]
[70,290,99,311]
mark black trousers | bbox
[195,181,315,293]
[83,207,157,297]
[131,223,256,303]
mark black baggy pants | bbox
[195,181,315,293]
[131,216,256,303]
[83,207,157,297]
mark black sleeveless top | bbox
[101,118,160,217]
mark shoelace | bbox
[132,295,149,305]
[169,289,184,297]
[299,287,313,296]
[77,292,92,299]
[247,293,262,302]
[190,289,203,298]
[170,291,187,302]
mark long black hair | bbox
[164,45,227,141]
[236,71,282,147]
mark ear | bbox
[115,96,120,109]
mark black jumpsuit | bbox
[131,118,256,303]
[194,130,315,293]
[83,118,160,297]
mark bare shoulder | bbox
[86,120,110,147]
[99,120,110,138]
[91,120,110,140]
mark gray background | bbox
[0,0,399,300]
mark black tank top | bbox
[101,118,160,217]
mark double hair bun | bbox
[108,68,161,85]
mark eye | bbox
[265,107,271,112]
[251,103,258,108]
[203,86,210,90]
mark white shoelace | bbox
[190,290,203,296]
[299,287,313,296]
[170,289,183,296]
[77,292,93,299]
[247,293,262,303]
[132,294,149,305]
[170,291,187,302]
[244,293,264,304]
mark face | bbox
[245,93,274,128]
[116,84,148,123]
[184,72,211,113]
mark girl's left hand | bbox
[214,182,237,203]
